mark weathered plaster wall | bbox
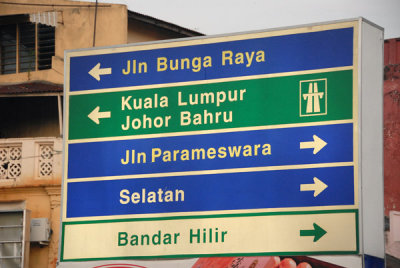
[0,0,127,85]
[384,38,400,215]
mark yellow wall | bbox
[0,137,62,268]
[0,0,127,85]
[0,1,126,267]
[0,1,195,267]
[0,187,60,268]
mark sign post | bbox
[60,18,383,265]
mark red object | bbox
[384,38,400,216]
[279,258,297,268]
[192,256,281,268]
[93,264,147,268]
[297,262,312,268]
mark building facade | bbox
[384,38,400,262]
[0,1,201,267]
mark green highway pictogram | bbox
[300,223,327,242]
[300,79,328,117]
[68,70,353,140]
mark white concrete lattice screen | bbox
[38,143,54,178]
[0,145,22,180]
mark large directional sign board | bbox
[61,19,384,262]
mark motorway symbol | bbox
[300,177,328,197]
[303,82,324,113]
[300,79,327,117]
[300,223,327,242]
[88,62,112,81]
[300,135,327,154]
[88,106,111,124]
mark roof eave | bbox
[128,10,204,37]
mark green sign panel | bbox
[69,70,352,139]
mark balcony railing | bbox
[0,137,62,184]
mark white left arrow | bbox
[300,135,327,154]
[300,177,328,197]
[88,63,112,81]
[88,106,111,124]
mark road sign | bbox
[62,210,358,260]
[60,19,383,263]
[66,166,354,218]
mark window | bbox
[0,210,30,268]
[0,15,55,75]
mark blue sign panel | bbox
[69,28,353,92]
[66,165,354,218]
[68,123,353,179]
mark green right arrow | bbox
[300,223,327,242]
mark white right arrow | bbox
[300,135,327,154]
[300,177,328,197]
[88,106,111,124]
[89,63,112,81]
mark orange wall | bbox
[0,0,127,85]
